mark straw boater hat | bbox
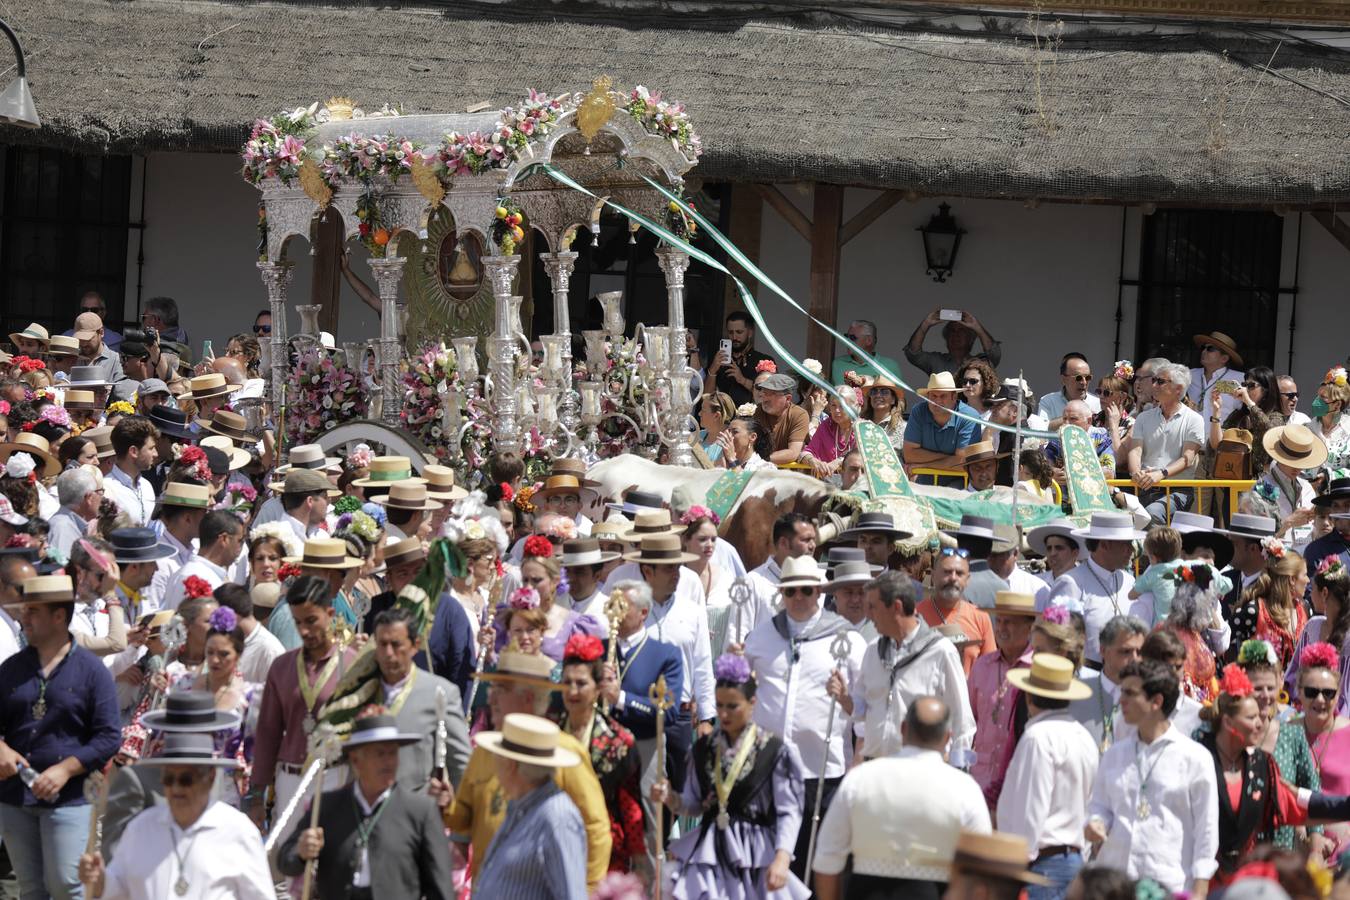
[990,591,1039,619]
[383,536,427,568]
[83,426,116,460]
[180,372,241,403]
[284,537,362,570]
[1192,331,1243,367]
[342,714,421,755]
[479,649,560,691]
[1216,513,1279,539]
[195,409,258,443]
[959,440,1007,467]
[422,465,468,502]
[62,389,100,411]
[1263,423,1328,471]
[250,583,282,611]
[916,371,959,396]
[1070,511,1147,543]
[533,473,598,506]
[550,457,600,488]
[777,555,826,589]
[136,732,242,768]
[199,435,249,471]
[47,335,79,357]
[590,520,630,549]
[1007,652,1092,701]
[0,432,61,478]
[372,482,443,512]
[478,713,581,769]
[822,560,878,591]
[9,574,75,607]
[1026,519,1079,557]
[268,467,341,498]
[8,322,50,348]
[352,456,425,489]
[141,690,241,733]
[1170,512,1234,569]
[67,366,113,390]
[836,511,912,542]
[619,509,686,542]
[559,538,620,568]
[948,831,1051,887]
[622,532,698,566]
[272,443,340,476]
[108,528,176,564]
[156,482,213,510]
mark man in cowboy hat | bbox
[1038,352,1101,427]
[959,440,1006,493]
[559,538,620,636]
[837,511,909,572]
[179,374,240,427]
[280,712,456,900]
[1256,424,1326,553]
[903,372,982,483]
[1127,362,1206,525]
[79,714,273,898]
[996,653,1097,894]
[823,559,879,641]
[1189,330,1245,423]
[160,510,244,611]
[0,575,121,900]
[375,482,442,544]
[1048,512,1144,667]
[473,714,588,900]
[446,650,611,890]
[943,830,1050,900]
[815,696,991,900]
[249,574,361,833]
[103,416,160,527]
[742,555,867,882]
[73,312,124,387]
[917,546,995,675]
[8,323,50,359]
[1086,659,1219,895]
[368,606,470,793]
[968,592,1039,801]
[421,464,466,533]
[143,406,194,494]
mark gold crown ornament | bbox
[325,96,356,120]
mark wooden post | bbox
[808,184,844,368]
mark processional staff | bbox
[602,589,630,715]
[649,675,675,900]
[78,771,109,893]
[728,577,752,646]
[806,631,854,881]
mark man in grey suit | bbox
[280,714,455,900]
[370,606,471,794]
[1068,614,1148,752]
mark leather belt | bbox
[1035,845,1081,861]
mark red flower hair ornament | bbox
[1300,641,1340,672]
[523,534,554,559]
[1220,663,1254,698]
[563,634,605,663]
[182,575,215,601]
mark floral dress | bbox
[558,709,645,873]
[1166,625,1219,704]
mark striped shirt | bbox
[474,781,587,900]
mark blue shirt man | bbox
[903,374,982,485]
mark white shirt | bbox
[1188,366,1244,423]
[149,528,195,611]
[714,537,746,578]
[105,464,156,526]
[1115,695,1204,744]
[238,623,285,684]
[1087,724,1219,892]
[1287,410,1312,426]
[743,613,866,778]
[1007,565,1051,607]
[101,800,274,900]
[813,746,990,880]
[0,608,20,666]
[161,555,229,611]
[853,626,974,759]
[1038,389,1101,422]
[1049,558,1136,664]
[997,710,1099,856]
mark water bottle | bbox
[17,764,37,788]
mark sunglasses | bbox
[1241,381,1259,389]
[1201,344,1221,353]
[1070,374,1093,382]
[939,547,971,558]
[962,378,982,386]
[1302,686,1338,702]
[1151,376,1170,385]
[1280,391,1298,399]
[161,771,202,789]
[781,586,818,597]
[253,324,273,335]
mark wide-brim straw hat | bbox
[549,457,600,488]
[156,482,214,510]
[422,464,468,501]
[140,691,242,733]
[1263,424,1328,471]
[590,520,631,548]
[83,426,116,459]
[1007,652,1092,701]
[46,335,80,357]
[479,650,559,691]
[8,323,50,347]
[251,582,282,610]
[351,456,426,489]
[991,591,1039,619]
[622,532,699,565]
[1192,331,1244,366]
[1070,512,1146,542]
[822,560,879,590]
[533,474,598,505]
[199,436,249,471]
[180,373,241,402]
[62,389,100,411]
[371,482,443,512]
[342,714,421,753]
[195,410,258,443]
[916,371,959,396]
[619,509,686,542]
[284,537,362,570]
[0,433,61,479]
[949,831,1051,886]
[8,574,75,607]
[836,511,912,542]
[273,444,341,476]
[559,538,620,567]
[959,440,1008,467]
[267,467,341,498]
[777,555,826,588]
[383,536,427,568]
[135,732,241,768]
[477,713,581,769]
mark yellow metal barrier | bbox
[912,467,968,488]
[1106,478,1257,523]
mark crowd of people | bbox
[0,298,1349,900]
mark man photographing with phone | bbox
[905,307,1002,376]
[704,311,772,407]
